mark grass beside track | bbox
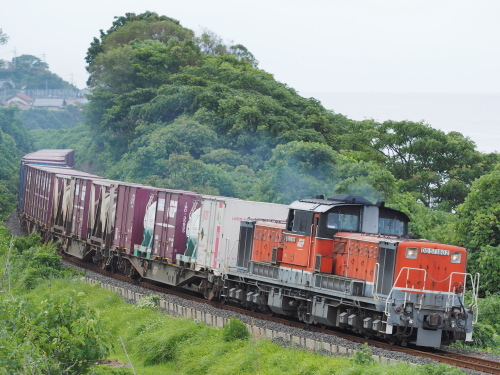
[18,278,463,375]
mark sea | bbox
[301,92,500,154]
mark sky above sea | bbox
[302,92,500,155]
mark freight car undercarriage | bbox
[58,233,216,296]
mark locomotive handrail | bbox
[373,262,380,299]
[384,267,427,317]
[446,272,480,324]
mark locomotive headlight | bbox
[451,252,461,264]
[405,247,418,259]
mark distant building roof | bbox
[33,98,67,109]
[5,93,34,109]
[7,93,33,103]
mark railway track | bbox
[62,253,500,374]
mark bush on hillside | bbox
[222,317,249,342]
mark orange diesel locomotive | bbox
[226,195,478,348]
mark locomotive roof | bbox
[291,194,410,222]
[292,194,376,212]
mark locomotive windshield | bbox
[326,206,360,232]
[378,208,408,236]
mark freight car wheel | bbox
[124,264,138,279]
[99,258,108,270]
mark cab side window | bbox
[286,210,313,235]
[378,208,408,236]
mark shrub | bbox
[469,322,498,349]
[351,343,375,365]
[477,292,500,332]
[0,292,112,374]
[142,329,199,365]
[222,317,249,342]
[12,232,42,253]
[136,294,160,309]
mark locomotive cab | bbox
[286,195,410,240]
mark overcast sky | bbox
[2,0,499,93]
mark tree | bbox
[111,117,219,180]
[473,245,500,294]
[85,12,192,71]
[8,54,76,90]
[196,29,228,55]
[0,28,8,45]
[143,153,236,197]
[13,54,48,71]
[455,165,500,251]
[229,44,258,68]
[335,160,398,203]
[339,119,491,210]
[453,165,500,295]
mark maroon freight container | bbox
[87,179,118,248]
[51,173,103,236]
[22,149,75,167]
[69,176,109,240]
[20,164,100,231]
[113,183,157,254]
[21,164,59,228]
[51,174,74,234]
[151,189,201,262]
[70,176,91,239]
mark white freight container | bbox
[191,197,289,275]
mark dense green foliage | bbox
[20,106,83,130]
[0,293,112,374]
[0,106,33,219]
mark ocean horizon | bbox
[302,92,500,154]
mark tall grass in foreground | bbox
[17,279,464,375]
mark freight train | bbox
[18,149,479,348]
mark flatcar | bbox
[18,149,479,348]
